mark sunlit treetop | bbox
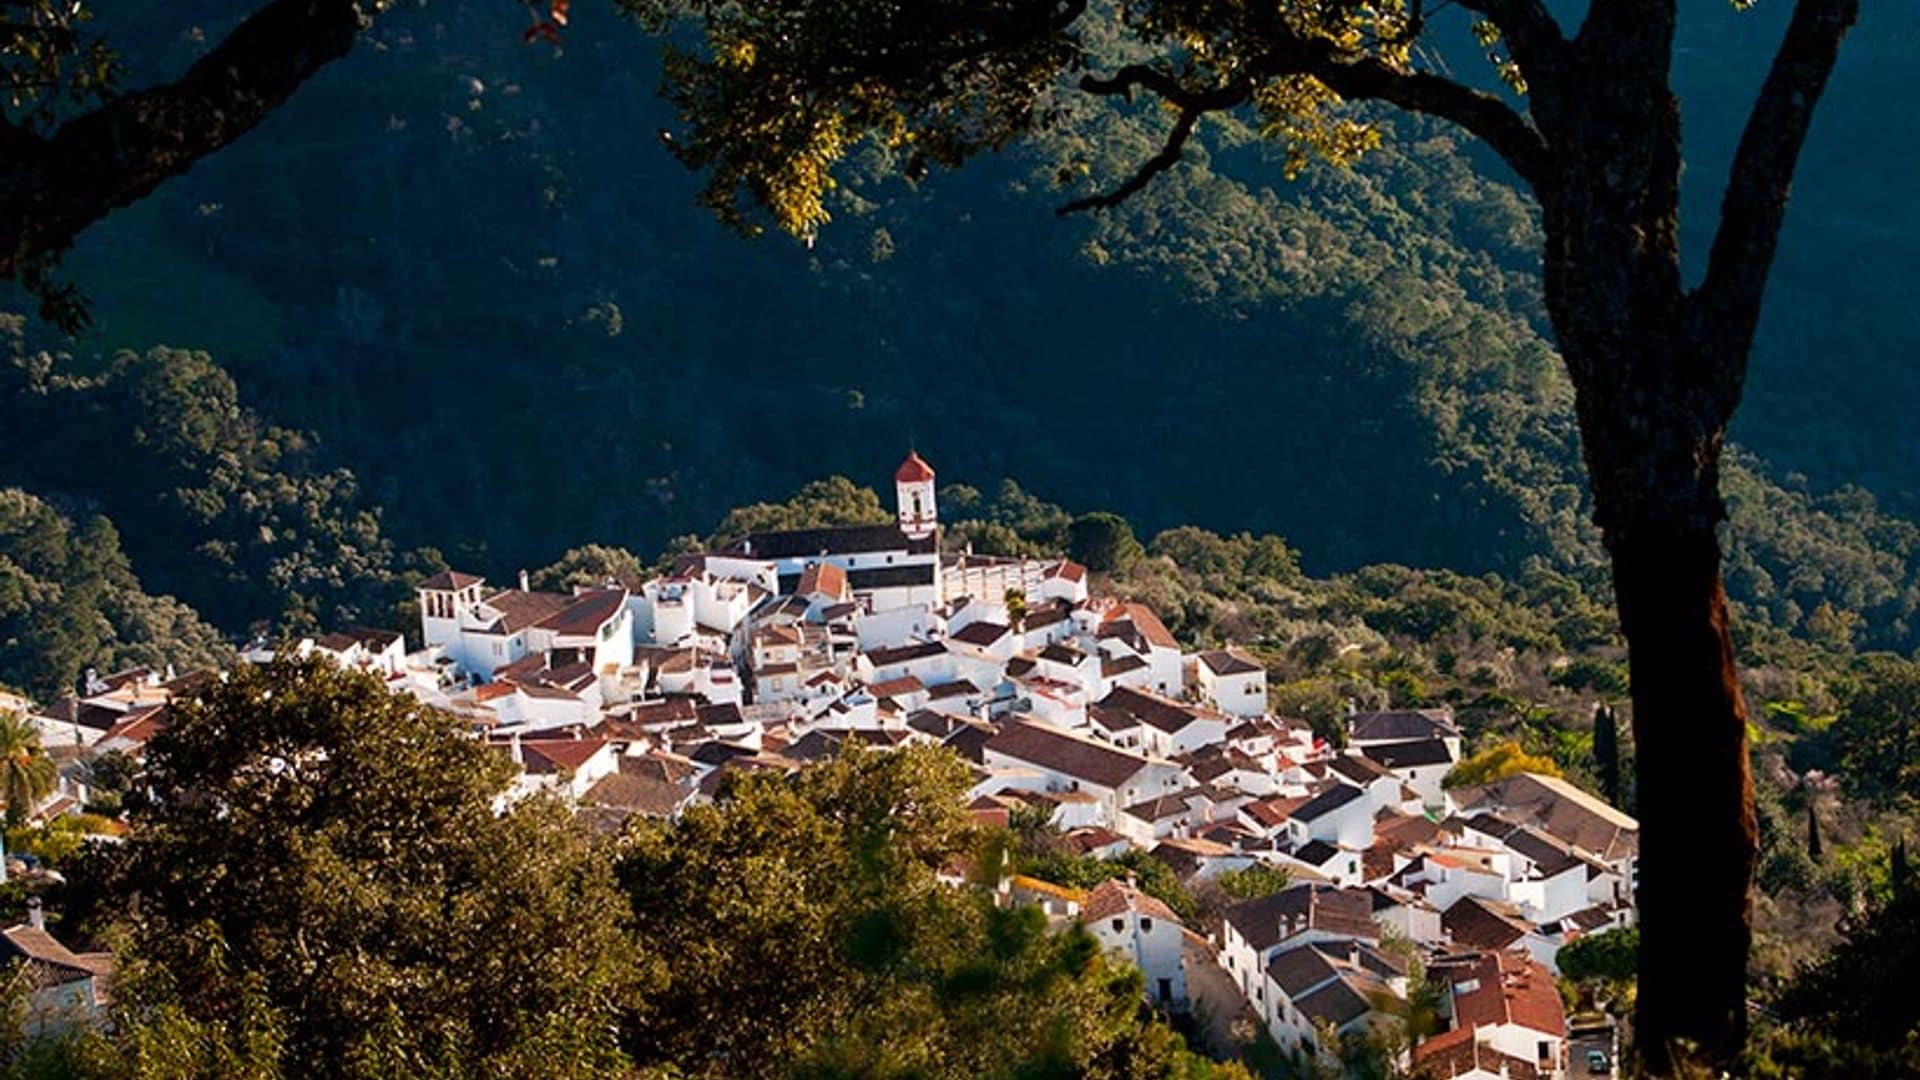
[622,0,1544,241]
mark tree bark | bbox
[1610,513,1756,1068]
[1532,29,1758,1060]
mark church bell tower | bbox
[895,451,938,540]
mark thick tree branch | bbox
[1303,52,1550,188]
[1059,32,1552,216]
[1691,0,1859,413]
[1056,67,1251,215]
[0,0,365,282]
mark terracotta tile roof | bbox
[1450,773,1638,861]
[99,703,167,746]
[1223,883,1379,950]
[418,570,484,592]
[1243,794,1311,828]
[1292,782,1365,823]
[895,451,936,483]
[1081,878,1182,925]
[1098,602,1178,651]
[1046,560,1087,583]
[868,675,926,699]
[477,589,574,635]
[583,770,693,817]
[796,561,850,600]
[1330,754,1394,785]
[1097,685,1222,735]
[1,925,103,989]
[1349,708,1460,743]
[1360,738,1456,769]
[1062,826,1128,854]
[1198,648,1262,676]
[1413,1025,1541,1080]
[1442,896,1533,951]
[950,621,1011,647]
[984,719,1154,789]
[535,587,627,638]
[1436,949,1566,1038]
[520,738,611,775]
[864,641,948,668]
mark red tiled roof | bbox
[895,451,936,483]
[797,561,850,600]
[1437,950,1565,1039]
[521,738,611,775]
[418,570,484,592]
[1413,1024,1541,1080]
[1081,878,1182,925]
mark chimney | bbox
[519,568,531,592]
[26,896,44,930]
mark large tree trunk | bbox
[1558,307,1759,1068]
[1536,58,1759,1064]
[1609,511,1757,1068]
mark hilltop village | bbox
[11,453,1635,1077]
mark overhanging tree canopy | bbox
[0,0,370,328]
[625,0,1861,1068]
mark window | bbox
[1139,918,1153,933]
[1111,918,1125,933]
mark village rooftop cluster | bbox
[10,453,1635,1076]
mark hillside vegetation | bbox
[4,1,1913,650]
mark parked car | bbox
[1586,1048,1612,1074]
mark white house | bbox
[1260,938,1408,1061]
[1287,782,1375,851]
[1193,648,1267,718]
[1218,884,1381,1004]
[1095,686,1229,757]
[1426,950,1569,1079]
[1,919,112,1037]
[1356,738,1457,810]
[1095,603,1184,697]
[1081,878,1189,1009]
[982,719,1192,827]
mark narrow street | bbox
[1182,931,1257,1060]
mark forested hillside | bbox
[1,0,1917,653]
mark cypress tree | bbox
[1593,703,1622,807]
[1807,799,1824,864]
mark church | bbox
[717,451,943,613]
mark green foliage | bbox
[0,488,228,698]
[617,743,1217,1078]
[531,543,647,591]
[4,813,119,868]
[1591,703,1621,806]
[1215,865,1291,901]
[0,711,56,826]
[1016,847,1195,921]
[1,341,410,636]
[1776,881,1920,1051]
[1557,927,1639,985]
[1829,653,1920,804]
[1067,512,1144,574]
[1442,739,1561,789]
[706,475,893,546]
[93,659,633,1078]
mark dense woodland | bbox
[5,1,1918,647]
